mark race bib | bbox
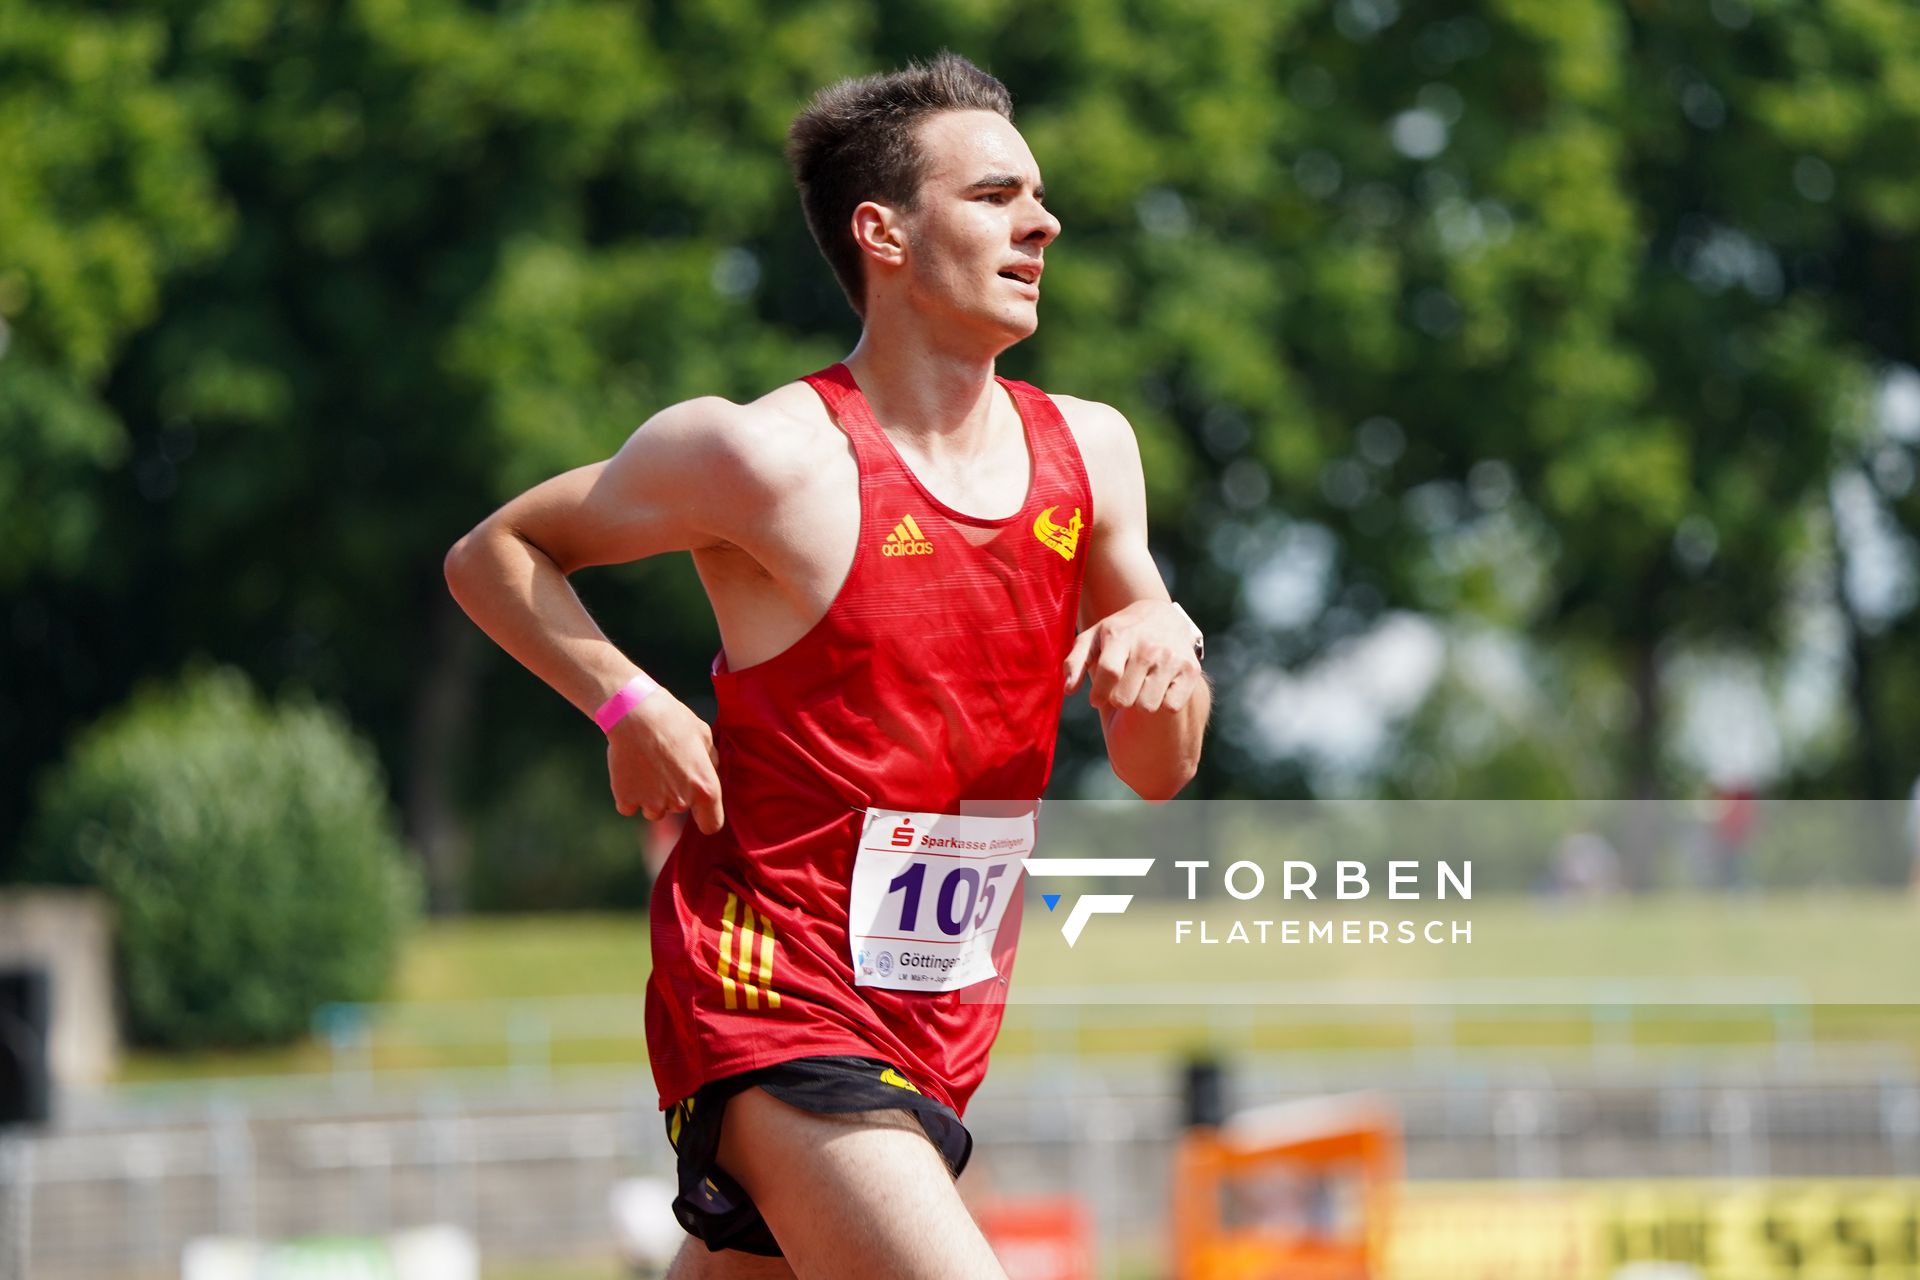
[848,807,1035,992]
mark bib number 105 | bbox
[886,862,1009,937]
[848,805,1033,992]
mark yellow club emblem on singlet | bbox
[1033,506,1083,560]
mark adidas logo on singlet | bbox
[882,513,935,557]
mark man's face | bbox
[893,110,1061,344]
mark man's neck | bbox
[840,315,1010,451]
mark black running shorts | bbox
[662,1054,974,1257]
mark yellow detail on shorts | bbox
[1033,506,1083,560]
[715,892,780,1012]
[668,1103,685,1147]
[880,1068,921,1094]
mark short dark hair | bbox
[786,52,1015,317]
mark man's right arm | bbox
[443,397,771,831]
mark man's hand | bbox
[1062,600,1202,714]
[607,695,725,834]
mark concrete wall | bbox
[0,889,119,1090]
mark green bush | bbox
[23,668,419,1048]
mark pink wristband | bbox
[592,673,659,733]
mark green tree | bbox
[1734,0,1920,799]
[5,0,870,899]
[12,0,1920,911]
[0,4,227,584]
[0,3,227,851]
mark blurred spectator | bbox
[1707,785,1759,892]
[1552,830,1623,898]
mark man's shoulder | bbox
[650,381,831,445]
[1033,392,1145,527]
[646,380,844,492]
[741,378,839,439]
[1042,392,1139,462]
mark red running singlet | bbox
[644,364,1092,1116]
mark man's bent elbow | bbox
[443,531,479,599]
[443,524,502,608]
[1117,753,1201,804]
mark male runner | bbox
[446,53,1209,1279]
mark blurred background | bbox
[5,0,1920,1276]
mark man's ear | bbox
[851,200,907,270]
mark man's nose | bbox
[1023,201,1061,246]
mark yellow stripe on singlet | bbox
[715,893,780,1012]
[717,892,739,1010]
[755,909,781,1009]
[739,907,761,1010]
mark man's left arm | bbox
[1058,398,1210,801]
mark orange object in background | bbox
[978,1194,1097,1280]
[1173,1094,1402,1280]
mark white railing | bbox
[306,980,1820,1090]
[10,1055,1920,1279]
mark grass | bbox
[117,914,651,1083]
[117,895,1920,1084]
[396,915,650,1001]
[1013,894,1920,1001]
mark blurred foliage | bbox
[466,753,654,911]
[18,667,418,1047]
[6,0,1920,905]
[0,5,227,585]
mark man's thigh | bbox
[715,1086,1007,1280]
[665,1241,795,1280]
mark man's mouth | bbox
[998,262,1043,286]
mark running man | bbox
[446,53,1209,1279]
